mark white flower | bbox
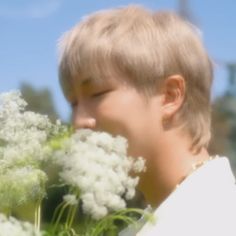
[0,213,41,236]
[82,192,108,220]
[0,91,63,162]
[63,194,79,206]
[133,157,146,173]
[0,90,66,210]
[0,167,47,210]
[55,129,146,220]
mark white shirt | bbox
[137,157,236,236]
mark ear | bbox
[161,75,186,120]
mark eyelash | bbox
[69,90,110,108]
[92,90,109,98]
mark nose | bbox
[72,106,96,130]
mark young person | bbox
[58,5,236,236]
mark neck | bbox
[138,132,210,208]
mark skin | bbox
[65,73,210,208]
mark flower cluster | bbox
[0,213,41,236]
[0,90,149,235]
[55,129,146,220]
[0,91,64,211]
[0,91,62,165]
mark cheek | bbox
[92,92,129,119]
[94,96,148,136]
[93,100,128,134]
[92,86,152,132]
[90,96,123,133]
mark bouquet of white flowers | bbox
[0,214,41,236]
[0,91,153,236]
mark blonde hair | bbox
[58,5,213,152]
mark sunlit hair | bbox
[58,5,213,152]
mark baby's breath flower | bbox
[0,91,64,163]
[133,157,147,173]
[63,194,79,206]
[0,213,41,236]
[0,167,47,210]
[0,90,66,210]
[55,129,146,220]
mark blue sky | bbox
[0,0,235,121]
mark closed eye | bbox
[92,90,110,98]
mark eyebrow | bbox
[79,77,93,86]
[80,76,105,87]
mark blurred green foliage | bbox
[20,83,59,122]
[209,64,236,176]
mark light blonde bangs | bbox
[58,25,114,96]
[58,7,169,98]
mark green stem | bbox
[92,215,134,236]
[52,202,70,234]
[68,204,78,229]
[65,205,73,229]
[51,201,65,224]
[65,190,80,230]
[34,202,41,232]
[91,208,151,236]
